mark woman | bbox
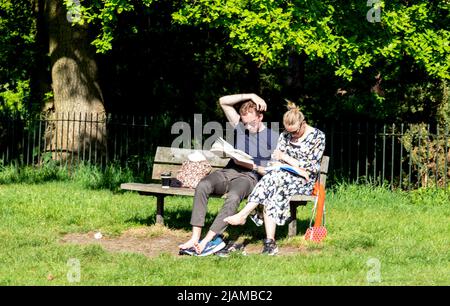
[224,101,325,255]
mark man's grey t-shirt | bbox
[225,123,279,178]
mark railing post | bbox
[365,122,369,182]
[399,123,404,189]
[408,124,412,190]
[60,112,64,165]
[436,124,440,188]
[382,124,386,186]
[348,122,352,182]
[445,124,449,189]
[356,122,360,183]
[373,123,377,185]
[95,113,99,165]
[391,123,395,190]
[426,124,431,188]
[65,112,70,168]
[71,112,75,166]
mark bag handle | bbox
[309,180,326,228]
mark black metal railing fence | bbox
[1,113,449,189]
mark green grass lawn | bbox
[0,181,449,285]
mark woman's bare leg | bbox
[223,201,260,225]
[263,211,277,240]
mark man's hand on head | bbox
[250,94,267,112]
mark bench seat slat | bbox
[290,195,317,202]
[121,183,196,196]
[121,183,317,202]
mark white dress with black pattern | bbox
[247,128,326,225]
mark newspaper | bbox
[210,137,254,168]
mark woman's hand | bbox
[268,161,283,167]
[297,168,310,181]
[271,149,285,161]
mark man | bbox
[178,93,279,256]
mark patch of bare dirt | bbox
[60,225,190,258]
[60,225,317,258]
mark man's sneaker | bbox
[214,248,231,257]
[195,235,226,257]
[261,238,279,256]
[215,241,246,257]
[179,247,196,256]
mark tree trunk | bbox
[43,0,106,164]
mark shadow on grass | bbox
[125,208,312,244]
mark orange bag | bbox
[304,181,327,243]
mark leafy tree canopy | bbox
[0,0,35,115]
[171,0,450,81]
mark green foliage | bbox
[409,186,450,206]
[0,163,68,185]
[437,80,450,126]
[401,123,450,188]
[0,0,35,116]
[0,162,139,191]
[66,0,155,53]
[0,0,448,124]
[172,0,450,82]
[72,163,136,191]
[0,80,30,115]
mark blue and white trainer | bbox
[195,235,226,257]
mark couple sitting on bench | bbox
[178,93,326,256]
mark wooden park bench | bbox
[121,147,329,237]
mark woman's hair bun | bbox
[285,99,299,111]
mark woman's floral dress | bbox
[247,128,326,225]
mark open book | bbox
[210,137,254,168]
[265,164,303,176]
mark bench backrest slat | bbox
[319,156,329,186]
[152,147,230,180]
[154,147,229,167]
[320,156,329,175]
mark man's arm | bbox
[219,93,267,127]
[234,161,268,176]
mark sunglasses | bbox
[285,121,306,135]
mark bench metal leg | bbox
[156,196,165,225]
[288,202,298,237]
[288,201,307,237]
